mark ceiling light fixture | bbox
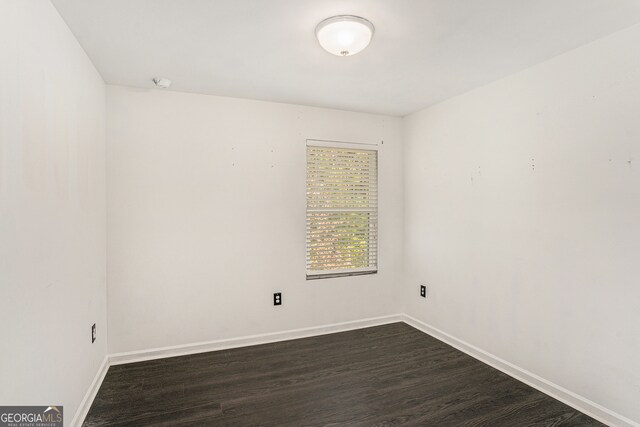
[152,77,172,88]
[315,15,374,57]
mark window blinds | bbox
[306,144,378,279]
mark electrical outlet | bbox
[273,292,282,306]
[91,323,96,343]
[420,285,427,298]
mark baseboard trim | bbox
[402,314,638,427]
[108,314,403,365]
[71,355,109,427]
[74,314,637,427]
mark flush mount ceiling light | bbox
[152,77,172,88]
[315,15,374,57]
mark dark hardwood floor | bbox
[84,323,603,426]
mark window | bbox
[306,141,378,279]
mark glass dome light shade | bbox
[315,15,374,57]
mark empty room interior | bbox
[2,0,640,426]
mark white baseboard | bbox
[71,355,109,427]
[72,314,637,427]
[402,314,639,427]
[108,314,403,365]
[72,314,400,426]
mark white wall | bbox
[0,1,107,425]
[4,3,636,424]
[403,24,640,423]
[107,86,403,354]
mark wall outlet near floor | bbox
[91,323,96,343]
[420,285,427,298]
[273,292,282,306]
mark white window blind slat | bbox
[306,144,378,279]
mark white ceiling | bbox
[52,0,640,116]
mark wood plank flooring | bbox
[84,323,604,426]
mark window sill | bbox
[306,270,378,280]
